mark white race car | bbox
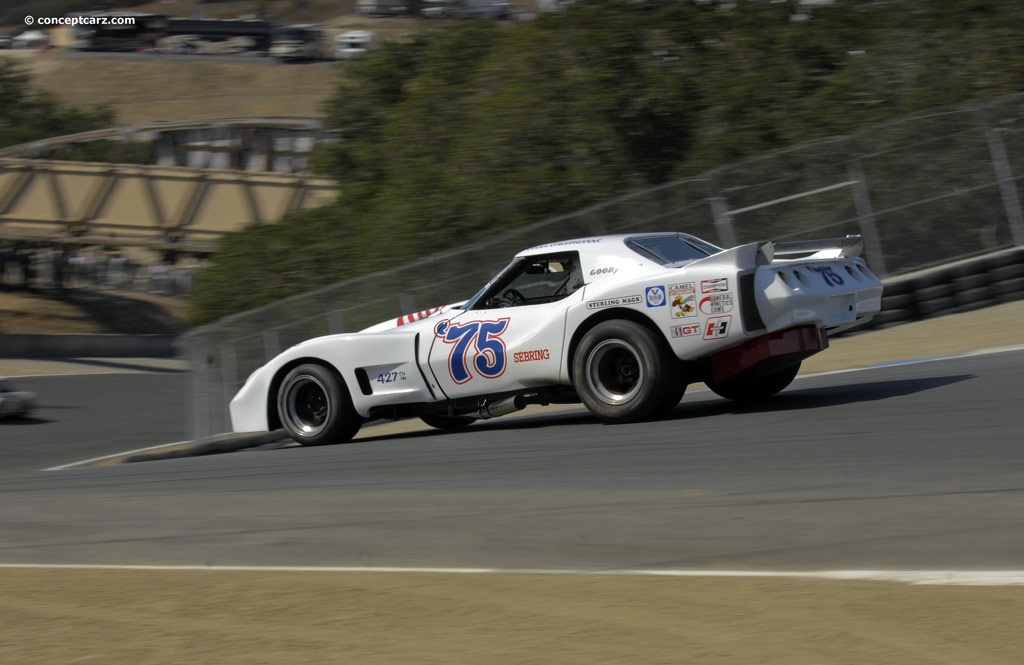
[0,378,37,419]
[230,232,883,445]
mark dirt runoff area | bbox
[2,569,1023,665]
[4,301,1024,665]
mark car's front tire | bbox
[573,320,685,423]
[705,361,801,403]
[277,363,362,445]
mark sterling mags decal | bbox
[587,295,642,309]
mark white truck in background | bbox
[334,30,377,60]
[421,0,512,19]
[270,24,325,61]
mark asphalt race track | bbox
[0,366,186,475]
[1,350,1021,571]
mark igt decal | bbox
[670,324,700,338]
[434,318,509,384]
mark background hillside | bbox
[3,0,1024,330]
[188,0,1024,324]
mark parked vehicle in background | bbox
[422,0,511,19]
[69,12,168,51]
[271,24,325,61]
[230,232,883,446]
[0,378,36,420]
[68,12,273,54]
[355,0,420,16]
[334,30,377,60]
[157,18,274,55]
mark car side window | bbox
[476,252,584,309]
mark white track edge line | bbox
[798,343,1024,380]
[1,563,1024,586]
[45,440,195,471]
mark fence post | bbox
[844,140,888,275]
[707,174,738,248]
[219,342,237,436]
[181,335,211,441]
[977,104,1024,247]
[262,329,280,360]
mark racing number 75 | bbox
[434,319,510,384]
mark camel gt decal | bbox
[434,318,510,384]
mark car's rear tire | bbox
[706,361,801,402]
[573,320,685,423]
[420,414,476,430]
[277,363,362,445]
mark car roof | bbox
[516,232,710,263]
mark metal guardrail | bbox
[179,93,1024,439]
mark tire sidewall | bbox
[277,363,359,445]
[573,320,670,423]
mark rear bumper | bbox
[754,259,882,333]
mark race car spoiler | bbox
[759,235,864,262]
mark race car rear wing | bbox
[759,235,864,263]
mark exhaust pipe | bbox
[476,394,527,420]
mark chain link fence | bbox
[179,93,1024,439]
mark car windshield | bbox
[464,252,583,310]
[625,233,720,266]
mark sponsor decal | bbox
[532,238,603,249]
[701,278,729,293]
[703,315,732,340]
[669,282,697,318]
[396,305,443,327]
[513,349,551,363]
[589,267,619,276]
[699,293,734,315]
[671,293,697,319]
[587,295,642,309]
[810,265,845,287]
[670,324,701,338]
[645,285,667,307]
[434,318,509,384]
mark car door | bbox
[426,252,584,399]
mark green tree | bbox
[190,0,1024,325]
